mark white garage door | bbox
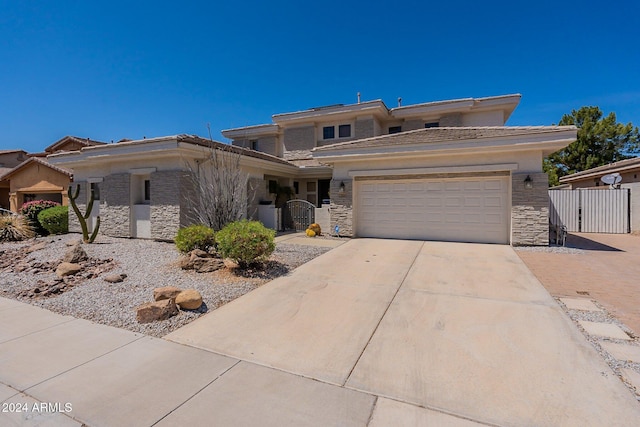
[356,176,509,244]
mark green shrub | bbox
[175,225,216,253]
[0,214,35,242]
[216,220,275,268]
[38,205,69,235]
[19,200,60,235]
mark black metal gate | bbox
[284,199,316,231]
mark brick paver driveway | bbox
[517,233,640,335]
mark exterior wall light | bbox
[339,181,346,194]
[524,175,533,189]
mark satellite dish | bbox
[601,173,622,187]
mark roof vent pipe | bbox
[357,92,361,104]
[397,97,402,107]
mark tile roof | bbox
[176,135,296,167]
[0,157,73,181]
[313,126,577,152]
[0,149,27,155]
[559,157,640,182]
[45,135,107,153]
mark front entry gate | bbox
[284,199,315,231]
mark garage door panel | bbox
[356,176,509,244]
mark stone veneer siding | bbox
[150,170,193,241]
[329,179,353,236]
[67,181,86,233]
[355,119,374,139]
[100,173,131,238]
[284,126,315,151]
[439,113,463,127]
[511,172,549,246]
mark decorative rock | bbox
[153,286,183,301]
[63,243,88,263]
[56,262,82,277]
[189,249,210,259]
[175,289,203,310]
[135,299,178,323]
[192,257,224,273]
[65,239,83,247]
[103,273,128,283]
[26,242,47,253]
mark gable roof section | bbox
[559,157,640,183]
[0,157,73,181]
[45,135,107,153]
[312,126,577,160]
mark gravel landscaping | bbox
[0,233,332,337]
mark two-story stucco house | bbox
[47,94,576,245]
[224,94,577,245]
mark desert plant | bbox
[184,127,256,231]
[19,200,60,235]
[305,228,316,237]
[175,225,216,254]
[38,205,69,235]
[0,214,35,242]
[68,184,100,243]
[216,220,275,268]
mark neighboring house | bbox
[0,136,105,212]
[558,157,640,189]
[558,157,640,232]
[47,135,302,240]
[0,150,29,209]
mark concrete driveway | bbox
[167,239,640,426]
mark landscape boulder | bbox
[63,243,88,263]
[103,273,127,283]
[135,299,179,324]
[26,242,47,253]
[180,250,223,273]
[175,289,203,310]
[56,262,82,277]
[153,286,183,301]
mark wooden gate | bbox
[284,199,316,231]
[549,189,630,233]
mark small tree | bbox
[545,106,640,186]
[185,127,255,231]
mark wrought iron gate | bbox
[284,199,316,231]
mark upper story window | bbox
[322,124,351,140]
[424,122,439,128]
[323,126,335,139]
[388,126,402,134]
[144,179,151,202]
[250,140,258,150]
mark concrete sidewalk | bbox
[2,239,640,426]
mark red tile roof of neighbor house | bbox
[559,157,640,182]
[45,135,107,153]
[0,149,28,155]
[313,126,577,152]
[0,157,73,181]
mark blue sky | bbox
[1,0,639,153]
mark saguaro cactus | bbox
[68,184,100,243]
